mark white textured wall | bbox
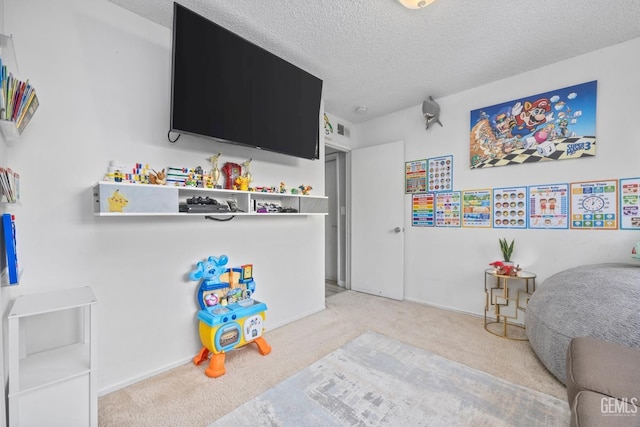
[0,0,7,187]
[356,37,640,315]
[2,0,325,393]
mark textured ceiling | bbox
[108,0,640,124]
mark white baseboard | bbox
[267,304,326,330]
[403,297,484,319]
[99,356,193,396]
[98,304,328,397]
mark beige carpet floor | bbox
[98,290,566,426]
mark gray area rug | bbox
[210,331,569,426]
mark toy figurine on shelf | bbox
[299,185,312,195]
[234,175,250,191]
[194,166,204,187]
[204,173,214,189]
[255,186,275,193]
[189,255,271,378]
[222,162,241,190]
[185,172,197,187]
[279,182,286,193]
[209,153,222,188]
[241,159,253,183]
[148,169,166,185]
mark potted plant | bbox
[499,238,515,264]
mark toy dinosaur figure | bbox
[299,185,312,195]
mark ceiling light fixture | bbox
[397,0,437,9]
[354,106,369,114]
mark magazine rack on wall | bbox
[0,34,39,143]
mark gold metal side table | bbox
[484,268,536,340]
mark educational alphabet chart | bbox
[412,193,435,227]
[620,177,640,230]
[493,186,527,229]
[528,183,569,229]
[570,180,618,229]
[435,191,461,227]
[427,155,453,192]
[462,189,492,228]
[405,160,427,193]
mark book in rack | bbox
[0,167,19,202]
[2,213,19,285]
[0,52,39,137]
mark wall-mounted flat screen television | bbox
[170,2,323,160]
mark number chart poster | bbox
[427,155,453,193]
[528,183,569,229]
[435,191,461,227]
[469,80,597,169]
[412,193,435,227]
[405,160,427,194]
[570,180,618,229]
[462,189,492,228]
[620,177,640,230]
[493,187,527,229]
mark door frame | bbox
[325,141,351,290]
[324,153,339,283]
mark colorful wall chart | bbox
[405,160,427,194]
[620,177,640,230]
[435,191,461,227]
[427,155,453,192]
[403,154,639,232]
[528,183,569,229]
[462,189,492,227]
[412,193,434,226]
[493,186,527,229]
[570,180,618,229]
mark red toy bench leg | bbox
[253,337,271,355]
[205,352,226,378]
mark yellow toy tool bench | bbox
[189,255,271,378]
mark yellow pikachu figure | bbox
[235,176,249,191]
[107,189,129,212]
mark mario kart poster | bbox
[469,81,597,169]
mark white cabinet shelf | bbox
[92,181,328,217]
[16,343,90,393]
[8,287,97,427]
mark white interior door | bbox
[350,140,404,300]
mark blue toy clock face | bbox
[581,195,605,212]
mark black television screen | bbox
[170,3,323,160]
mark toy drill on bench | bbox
[189,255,271,378]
